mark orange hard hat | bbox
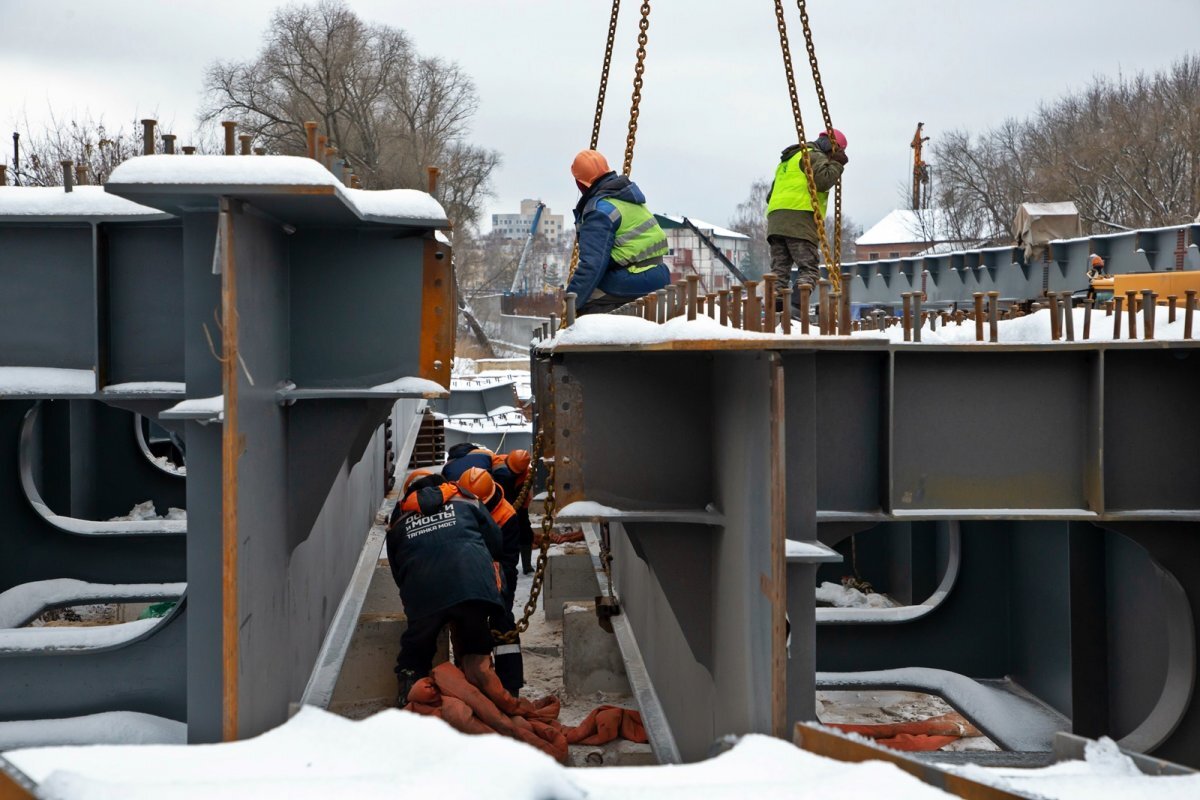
[1090,254,1105,268]
[571,150,611,188]
[403,468,433,495]
[506,449,531,474]
[458,467,496,503]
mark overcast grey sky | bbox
[3,0,1197,234]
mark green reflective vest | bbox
[766,147,828,217]
[606,198,668,273]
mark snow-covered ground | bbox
[0,712,184,751]
[815,581,898,609]
[108,501,185,522]
[546,305,1200,347]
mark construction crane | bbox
[679,217,749,285]
[509,201,546,295]
[911,122,930,210]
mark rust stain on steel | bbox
[768,353,788,739]
[553,376,585,506]
[0,766,35,800]
[793,725,1027,800]
[418,238,454,389]
[218,197,241,741]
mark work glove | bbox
[829,148,849,166]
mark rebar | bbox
[1126,290,1138,340]
[254,147,267,156]
[901,293,913,342]
[1168,295,1178,324]
[763,274,777,331]
[74,164,87,186]
[686,275,699,321]
[1048,292,1061,341]
[973,293,984,342]
[239,134,252,155]
[60,160,73,193]
[222,121,237,156]
[656,288,667,324]
[817,279,831,335]
[548,313,558,336]
[731,285,743,329]
[0,164,6,185]
[1113,296,1123,340]
[1186,290,1196,339]
[141,119,156,155]
[305,122,318,159]
[830,292,842,336]
[1143,291,1155,340]
[1062,292,1075,341]
[798,284,812,335]
[1083,299,1093,340]
[706,293,716,318]
[988,291,1000,343]
[840,280,852,336]
[718,289,730,326]
[162,134,176,155]
[182,146,196,155]
[645,293,657,322]
[780,288,792,334]
[564,294,577,328]
[744,280,761,332]
[913,293,923,342]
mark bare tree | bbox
[729,178,771,278]
[934,54,1200,237]
[202,0,499,229]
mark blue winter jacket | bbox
[569,173,670,312]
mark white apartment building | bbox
[491,199,567,246]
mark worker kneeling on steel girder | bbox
[458,467,524,695]
[388,469,507,706]
[568,149,670,316]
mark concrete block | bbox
[563,602,630,695]
[361,562,403,615]
[544,551,599,621]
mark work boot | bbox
[396,668,419,708]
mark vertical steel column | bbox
[217,197,240,741]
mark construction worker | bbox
[766,129,848,316]
[458,467,523,694]
[442,442,495,482]
[1086,254,1107,302]
[492,449,535,574]
[567,150,670,316]
[388,469,506,706]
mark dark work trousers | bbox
[518,508,535,574]
[493,566,523,694]
[768,235,821,310]
[578,288,635,316]
[395,599,496,677]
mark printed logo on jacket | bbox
[404,506,457,539]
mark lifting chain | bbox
[622,1,652,177]
[795,0,844,273]
[772,0,842,294]
[492,364,557,643]
[564,0,625,314]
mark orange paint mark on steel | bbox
[419,238,455,390]
[219,197,240,741]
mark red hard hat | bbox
[458,467,497,503]
[820,129,848,150]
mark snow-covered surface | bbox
[557,500,623,519]
[817,668,1068,752]
[786,540,841,561]
[872,306,1191,344]
[815,581,899,609]
[0,712,185,751]
[340,187,446,223]
[0,617,161,654]
[107,155,448,225]
[945,736,1200,800]
[657,214,749,241]
[108,501,185,522]
[4,706,957,799]
[0,186,167,219]
[367,376,447,396]
[550,313,783,348]
[0,368,95,396]
[0,579,185,629]
[161,395,223,421]
[108,155,339,187]
[102,382,185,396]
[1017,201,1080,218]
[856,209,952,246]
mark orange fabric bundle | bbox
[825,712,981,753]
[406,662,647,762]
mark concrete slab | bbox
[563,602,630,695]
[543,548,599,621]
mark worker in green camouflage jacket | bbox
[766,129,848,315]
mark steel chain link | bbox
[772,0,841,294]
[622,2,652,177]
[796,0,844,274]
[564,0,625,320]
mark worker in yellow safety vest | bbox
[567,150,670,316]
[766,129,848,316]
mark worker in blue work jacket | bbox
[567,150,670,316]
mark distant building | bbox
[656,215,750,292]
[491,199,567,247]
[855,209,974,260]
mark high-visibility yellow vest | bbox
[766,147,828,217]
[605,198,668,273]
